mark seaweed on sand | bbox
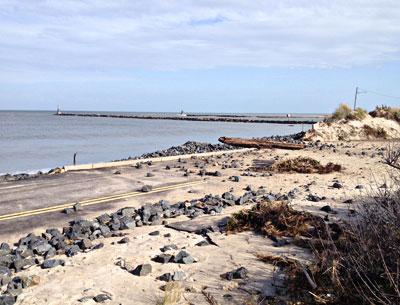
[269,157,342,174]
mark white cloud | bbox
[0,0,399,80]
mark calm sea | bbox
[0,111,313,174]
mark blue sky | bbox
[0,0,399,113]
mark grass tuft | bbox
[328,103,368,122]
[157,282,182,305]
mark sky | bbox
[0,0,399,113]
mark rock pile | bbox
[0,168,64,183]
[0,188,274,304]
[137,141,236,159]
[259,131,306,144]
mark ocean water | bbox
[0,111,312,174]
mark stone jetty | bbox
[55,112,320,124]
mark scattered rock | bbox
[78,296,93,303]
[63,208,75,215]
[332,182,343,189]
[306,194,325,202]
[153,254,173,264]
[320,205,335,213]
[158,271,185,282]
[231,176,240,182]
[196,240,210,247]
[160,244,178,252]
[141,185,153,192]
[221,267,248,280]
[93,294,112,303]
[173,251,195,264]
[118,237,130,244]
[73,202,82,212]
[132,264,152,276]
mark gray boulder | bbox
[132,264,152,276]
[173,251,195,264]
[153,254,172,264]
[41,259,65,269]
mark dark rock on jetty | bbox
[138,141,236,159]
[0,168,64,183]
[57,112,319,125]
[259,131,306,143]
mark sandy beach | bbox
[0,138,395,305]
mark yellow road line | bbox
[0,180,201,218]
[0,175,128,192]
[0,180,204,222]
[0,184,31,191]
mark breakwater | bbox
[56,112,320,124]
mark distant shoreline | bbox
[56,112,321,124]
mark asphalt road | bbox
[0,161,200,239]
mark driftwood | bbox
[218,137,305,150]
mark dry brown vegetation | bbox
[256,254,299,268]
[370,105,400,123]
[328,103,368,122]
[327,104,400,124]
[228,185,400,305]
[363,125,388,139]
[226,201,327,239]
[157,282,183,305]
[269,157,342,174]
[385,143,400,171]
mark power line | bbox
[353,87,400,110]
[359,88,400,100]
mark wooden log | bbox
[218,137,305,150]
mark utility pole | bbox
[353,86,359,110]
